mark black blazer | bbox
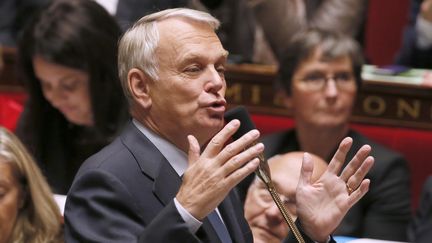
[64,121,253,242]
[262,129,412,241]
[409,176,432,243]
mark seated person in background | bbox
[15,0,129,194]
[396,0,432,68]
[247,0,368,64]
[263,28,412,241]
[0,126,63,243]
[65,8,374,243]
[244,151,328,243]
[408,175,432,243]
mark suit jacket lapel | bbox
[121,122,182,204]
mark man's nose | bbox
[204,66,224,93]
[264,203,284,223]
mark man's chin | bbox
[252,227,281,243]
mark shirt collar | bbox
[132,119,188,176]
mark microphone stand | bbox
[255,153,305,243]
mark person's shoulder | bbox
[261,129,295,158]
[350,130,409,177]
[262,129,295,145]
[76,135,130,174]
[350,130,405,160]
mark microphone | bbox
[224,106,305,243]
[224,106,271,184]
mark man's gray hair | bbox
[118,8,220,102]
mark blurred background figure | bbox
[0,126,63,243]
[0,0,47,47]
[263,28,411,241]
[408,175,432,243]
[190,0,368,65]
[244,151,327,243]
[247,0,368,64]
[15,0,129,194]
[396,0,432,68]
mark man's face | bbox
[147,19,228,146]
[244,161,300,243]
[286,49,357,129]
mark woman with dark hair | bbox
[16,0,129,194]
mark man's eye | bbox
[216,66,225,73]
[185,65,202,73]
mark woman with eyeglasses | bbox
[260,28,412,241]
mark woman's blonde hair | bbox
[0,126,63,243]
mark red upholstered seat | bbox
[251,113,432,210]
[0,93,26,131]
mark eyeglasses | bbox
[296,72,356,91]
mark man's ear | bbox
[128,68,152,109]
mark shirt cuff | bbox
[416,15,432,49]
[174,197,202,233]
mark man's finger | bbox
[224,158,260,189]
[203,119,241,157]
[346,156,374,190]
[347,179,371,207]
[339,145,371,182]
[217,129,260,165]
[298,152,314,189]
[222,142,264,176]
[187,135,201,166]
[327,137,353,174]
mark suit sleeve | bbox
[64,169,200,243]
[361,155,412,241]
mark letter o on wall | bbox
[363,96,386,116]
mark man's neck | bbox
[132,108,189,153]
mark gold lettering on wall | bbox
[251,85,261,104]
[397,99,420,119]
[363,96,386,116]
[226,84,242,103]
[273,93,284,106]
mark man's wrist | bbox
[173,197,202,233]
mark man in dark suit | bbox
[261,28,411,241]
[64,8,374,242]
[408,176,432,242]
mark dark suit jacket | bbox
[408,176,432,243]
[262,129,412,241]
[396,0,432,68]
[64,121,254,242]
